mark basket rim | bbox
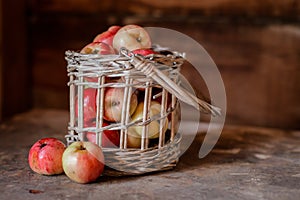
[65,48,185,70]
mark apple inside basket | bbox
[65,48,184,175]
[65,24,189,175]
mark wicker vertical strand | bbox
[68,70,76,143]
[159,88,168,148]
[141,81,152,150]
[120,76,133,149]
[95,76,105,146]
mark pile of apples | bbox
[80,24,157,57]
[77,24,170,149]
[28,138,104,184]
[28,24,174,184]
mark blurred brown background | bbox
[0,0,299,129]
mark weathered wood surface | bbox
[179,23,300,129]
[0,0,3,121]
[0,0,31,120]
[0,109,299,200]
[29,18,300,129]
[28,0,300,19]
[1,0,296,126]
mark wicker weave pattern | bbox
[103,133,182,176]
[65,49,184,175]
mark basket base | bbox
[101,132,182,176]
[102,160,178,177]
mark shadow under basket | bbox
[65,47,185,176]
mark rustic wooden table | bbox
[0,109,299,200]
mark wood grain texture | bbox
[0,0,3,121]
[132,20,300,129]
[0,0,31,119]
[27,0,300,19]
[27,0,113,13]
[28,15,300,128]
[0,109,299,199]
[114,0,299,19]
[199,24,300,129]
[3,0,298,128]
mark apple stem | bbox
[79,145,86,151]
[40,143,47,148]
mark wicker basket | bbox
[65,45,220,176]
[65,46,186,176]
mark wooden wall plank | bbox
[122,17,300,129]
[29,14,109,109]
[0,0,31,120]
[28,0,113,13]
[24,1,300,129]
[113,0,299,19]
[173,23,300,129]
[0,0,3,121]
[27,0,300,19]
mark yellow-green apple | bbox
[62,141,105,184]
[75,88,97,123]
[86,121,120,148]
[80,42,116,55]
[127,101,168,148]
[112,24,151,52]
[127,130,142,148]
[152,90,181,134]
[28,138,66,175]
[93,25,121,46]
[103,87,138,122]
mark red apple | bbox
[28,138,66,175]
[103,87,138,122]
[62,141,105,184]
[132,48,158,56]
[75,88,97,123]
[80,42,115,83]
[86,121,120,148]
[112,24,151,52]
[80,42,116,55]
[107,25,121,33]
[93,25,121,46]
[127,101,168,148]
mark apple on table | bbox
[62,141,105,184]
[28,138,66,175]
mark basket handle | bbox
[120,48,221,117]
